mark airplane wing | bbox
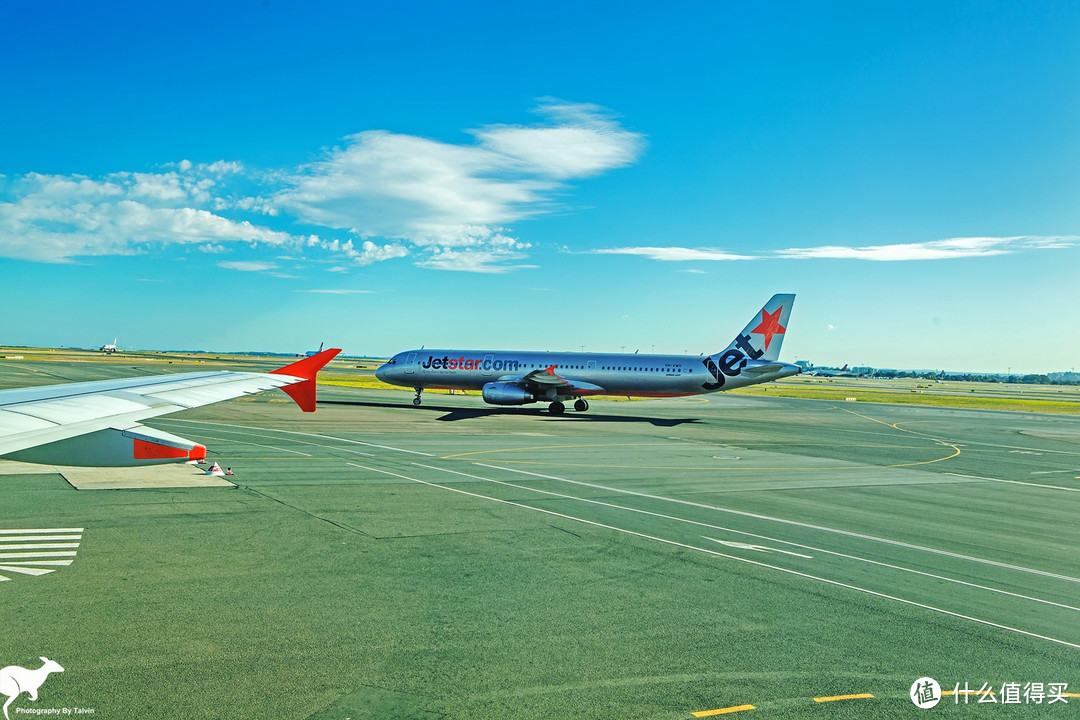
[0,348,341,467]
[502,365,606,397]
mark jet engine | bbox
[481,382,535,405]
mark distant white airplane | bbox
[100,338,118,354]
[377,294,799,414]
[0,348,340,467]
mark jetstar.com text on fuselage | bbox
[420,355,521,372]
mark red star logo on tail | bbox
[751,306,786,351]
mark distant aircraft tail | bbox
[717,293,795,363]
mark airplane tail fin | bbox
[718,293,795,362]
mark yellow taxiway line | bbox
[691,704,756,717]
[813,693,874,702]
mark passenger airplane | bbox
[100,338,118,354]
[0,348,340,466]
[376,294,799,414]
[809,363,858,378]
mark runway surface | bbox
[2,373,1078,718]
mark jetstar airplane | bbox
[0,348,340,467]
[376,294,799,414]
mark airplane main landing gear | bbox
[548,401,565,415]
[412,387,423,406]
[573,399,589,412]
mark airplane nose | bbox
[375,364,388,381]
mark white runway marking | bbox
[0,543,80,550]
[177,431,314,456]
[412,463,1080,614]
[477,463,1080,584]
[946,472,1080,492]
[346,462,1080,651]
[703,538,813,559]
[0,528,83,581]
[0,528,83,534]
[163,419,428,456]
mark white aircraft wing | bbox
[0,348,340,467]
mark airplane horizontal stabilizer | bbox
[742,363,785,376]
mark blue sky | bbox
[1,1,1077,373]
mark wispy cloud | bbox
[594,246,754,262]
[778,235,1080,260]
[218,260,279,272]
[596,236,1080,263]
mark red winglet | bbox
[544,364,559,375]
[269,347,342,412]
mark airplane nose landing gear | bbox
[413,387,423,406]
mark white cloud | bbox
[275,99,643,268]
[0,104,643,273]
[199,160,244,175]
[475,101,642,179]
[127,172,189,202]
[218,260,279,272]
[775,236,1080,261]
[416,248,538,273]
[594,236,1080,264]
[0,169,298,263]
[353,240,409,266]
[594,246,754,261]
[774,236,999,260]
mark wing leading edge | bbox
[0,348,341,467]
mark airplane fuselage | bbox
[375,293,800,413]
[377,349,799,398]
